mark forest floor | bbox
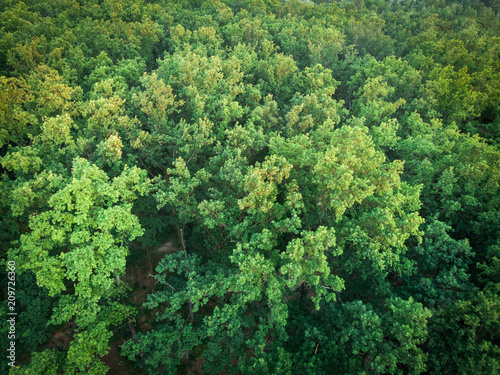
[102,237,180,374]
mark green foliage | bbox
[401,219,476,307]
[15,272,54,352]
[10,349,63,375]
[5,157,148,372]
[291,297,431,374]
[426,291,500,374]
[0,76,36,147]
[1,0,500,373]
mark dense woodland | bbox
[1,0,499,373]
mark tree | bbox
[9,158,149,373]
[2,0,500,373]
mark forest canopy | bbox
[1,0,499,374]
